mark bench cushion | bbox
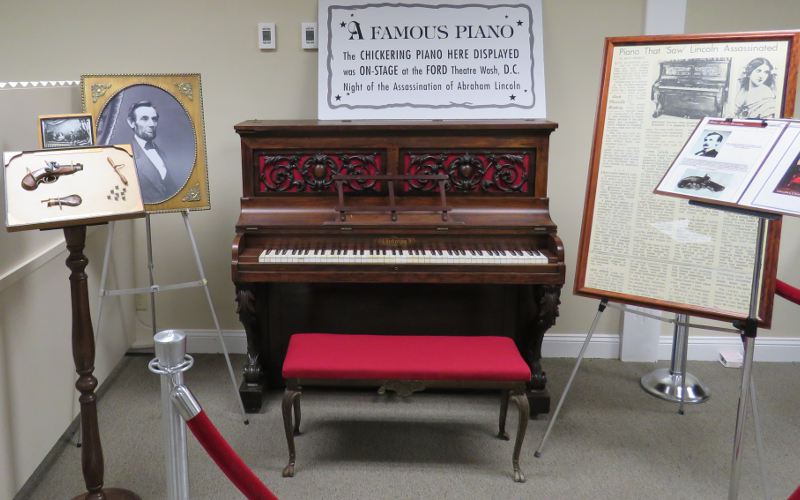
[282,333,531,382]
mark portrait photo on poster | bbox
[82,74,210,213]
[773,151,800,196]
[693,129,730,158]
[734,57,778,119]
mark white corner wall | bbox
[0,222,137,494]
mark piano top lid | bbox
[235,119,558,135]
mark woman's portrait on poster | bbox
[734,57,778,119]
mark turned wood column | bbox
[64,225,139,500]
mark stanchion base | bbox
[640,368,710,404]
[72,487,141,500]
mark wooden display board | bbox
[575,31,800,325]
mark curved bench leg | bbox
[293,393,302,435]
[282,388,302,477]
[511,392,529,483]
[498,390,510,440]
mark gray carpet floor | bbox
[22,354,800,499]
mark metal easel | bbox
[93,211,248,425]
[535,202,775,499]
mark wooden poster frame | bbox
[575,31,800,326]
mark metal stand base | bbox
[640,368,710,404]
[72,487,140,500]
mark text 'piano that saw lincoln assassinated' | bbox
[231,120,565,416]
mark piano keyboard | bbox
[258,247,549,265]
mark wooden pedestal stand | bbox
[64,225,139,500]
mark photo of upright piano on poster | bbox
[656,118,800,217]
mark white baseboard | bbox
[178,330,800,363]
[183,330,248,355]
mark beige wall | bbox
[1,1,799,494]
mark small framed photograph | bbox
[38,113,95,149]
[81,74,210,213]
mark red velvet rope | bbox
[776,280,800,306]
[185,411,278,500]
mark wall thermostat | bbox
[258,22,276,50]
[301,22,318,49]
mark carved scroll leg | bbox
[511,392,530,483]
[498,390,510,440]
[236,284,265,413]
[522,285,562,418]
[282,388,301,477]
[293,393,302,436]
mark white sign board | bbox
[318,0,546,120]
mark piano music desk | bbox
[280,333,532,482]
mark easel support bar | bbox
[102,280,207,297]
[607,302,740,334]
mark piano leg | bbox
[236,283,265,412]
[520,285,562,418]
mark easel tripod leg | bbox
[729,331,755,500]
[181,211,249,424]
[749,376,769,500]
[145,214,157,337]
[535,299,607,458]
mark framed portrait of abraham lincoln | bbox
[81,73,210,213]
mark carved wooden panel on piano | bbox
[402,150,532,194]
[256,151,385,193]
[232,120,565,417]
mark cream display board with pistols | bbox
[3,144,144,231]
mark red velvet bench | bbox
[280,333,532,482]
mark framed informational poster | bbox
[317,0,546,119]
[4,145,144,231]
[575,31,800,325]
[81,74,210,213]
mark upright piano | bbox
[231,120,565,416]
[651,57,732,119]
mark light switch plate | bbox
[258,22,276,50]
[301,22,317,49]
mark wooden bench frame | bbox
[281,378,530,482]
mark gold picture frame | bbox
[38,113,95,149]
[81,74,210,213]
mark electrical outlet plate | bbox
[134,294,148,311]
[258,22,276,50]
[719,349,743,368]
[301,22,317,49]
